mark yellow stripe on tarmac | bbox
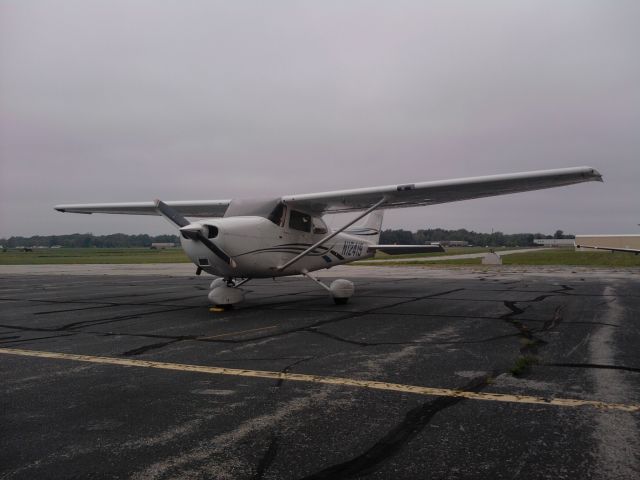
[0,347,637,413]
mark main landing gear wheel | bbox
[329,279,355,305]
[300,272,356,305]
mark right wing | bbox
[282,166,602,214]
[55,200,231,218]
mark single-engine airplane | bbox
[56,166,602,306]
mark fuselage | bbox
[180,215,375,278]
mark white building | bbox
[533,239,575,247]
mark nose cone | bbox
[179,222,236,269]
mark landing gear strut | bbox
[302,271,355,305]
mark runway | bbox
[1,268,639,479]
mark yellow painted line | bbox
[0,347,637,413]
[198,325,278,340]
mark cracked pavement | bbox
[1,268,639,479]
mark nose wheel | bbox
[208,277,251,308]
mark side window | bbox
[289,210,311,233]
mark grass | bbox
[2,246,639,267]
[0,248,190,265]
[360,248,640,267]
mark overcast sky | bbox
[1,0,638,237]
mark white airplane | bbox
[56,166,602,306]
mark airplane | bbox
[55,166,602,306]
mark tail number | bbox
[342,241,364,257]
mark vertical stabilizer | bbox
[345,210,384,242]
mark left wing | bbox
[282,166,602,214]
[576,244,640,255]
[55,199,230,218]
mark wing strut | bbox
[277,197,387,272]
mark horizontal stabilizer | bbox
[368,244,445,255]
[576,244,640,255]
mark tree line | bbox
[0,233,180,248]
[1,229,573,249]
[380,228,573,247]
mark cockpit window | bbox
[289,210,311,233]
[267,202,286,226]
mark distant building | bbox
[533,239,575,247]
[439,240,469,247]
[575,234,640,252]
[150,242,176,249]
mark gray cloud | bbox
[1,0,639,237]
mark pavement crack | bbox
[542,362,640,373]
[540,306,563,331]
[34,304,119,315]
[57,305,201,331]
[555,284,574,293]
[236,288,469,346]
[0,333,76,345]
[298,375,491,480]
[0,335,21,342]
[503,300,526,317]
[305,328,399,347]
[252,435,279,480]
[121,338,185,356]
[275,356,316,388]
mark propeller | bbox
[154,199,236,268]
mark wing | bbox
[55,200,230,218]
[576,244,640,255]
[55,166,601,218]
[282,166,602,214]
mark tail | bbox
[345,210,384,243]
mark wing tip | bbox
[582,166,603,182]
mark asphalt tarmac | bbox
[1,268,639,479]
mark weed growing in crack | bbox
[510,355,539,376]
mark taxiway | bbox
[1,267,639,479]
